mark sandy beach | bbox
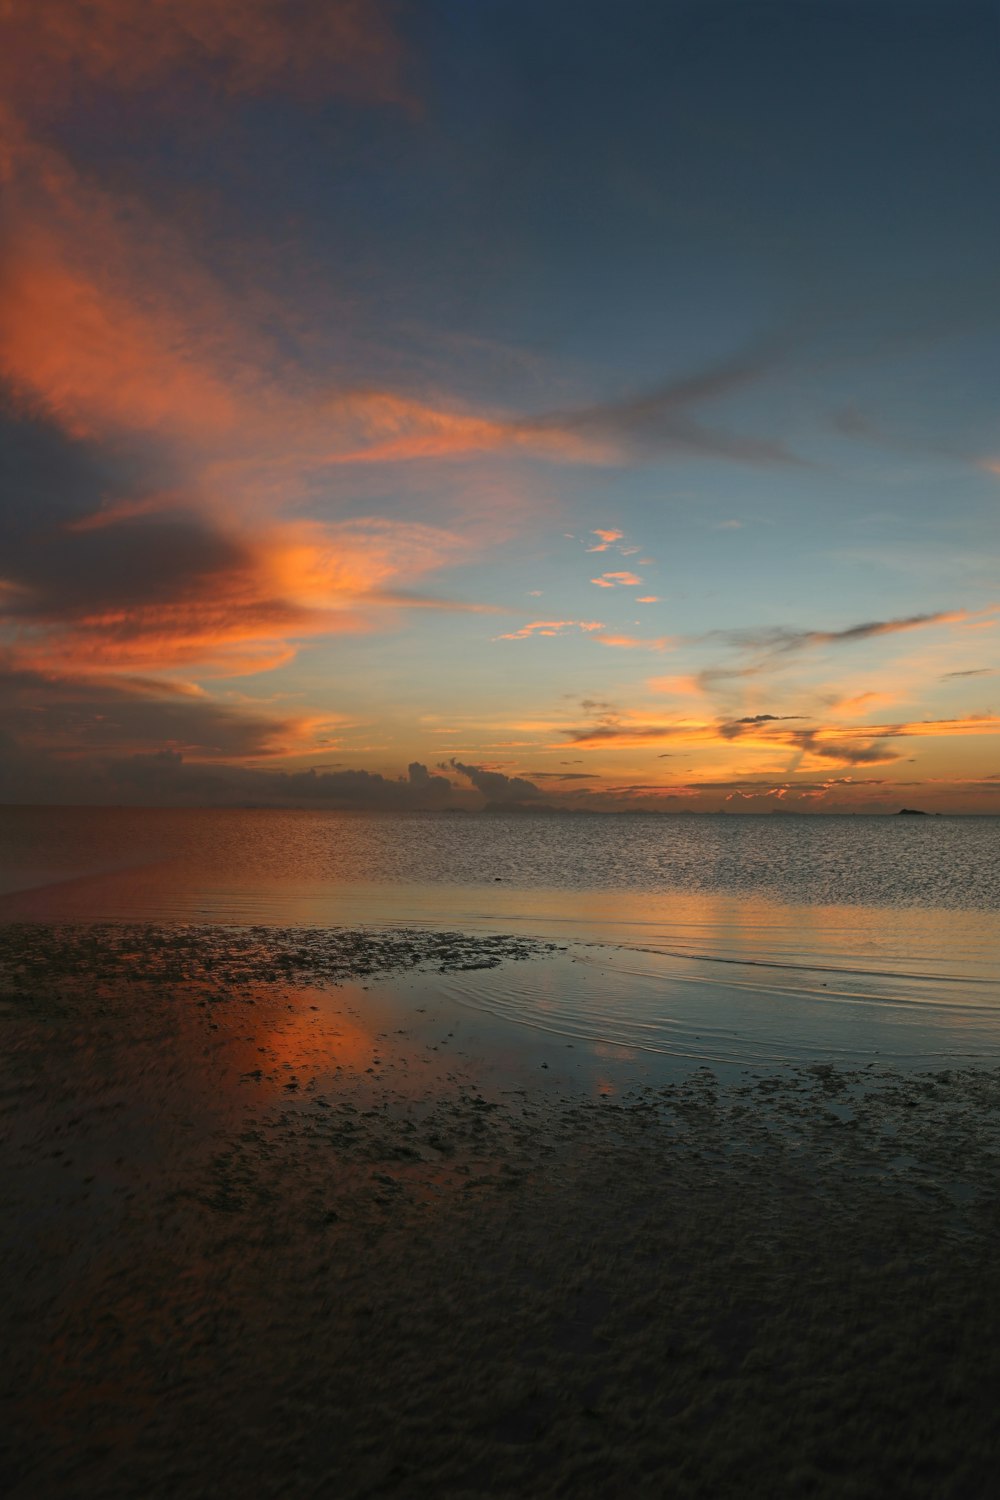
[3,923,1000,1499]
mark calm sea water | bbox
[2,806,998,1071]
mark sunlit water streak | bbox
[1,806,998,1069]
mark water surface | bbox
[2,806,997,1072]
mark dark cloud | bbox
[2,515,247,619]
[942,668,993,679]
[524,346,799,467]
[718,712,805,739]
[449,759,542,803]
[0,719,462,808]
[721,714,804,738]
[0,402,166,536]
[696,663,763,690]
[562,723,676,743]
[103,762,455,810]
[0,663,465,806]
[714,611,963,655]
[693,611,970,694]
[782,728,903,767]
[523,771,599,781]
[0,666,297,760]
[405,762,453,796]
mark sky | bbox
[1,0,998,814]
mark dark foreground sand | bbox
[2,924,999,1499]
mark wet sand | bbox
[2,924,1000,1498]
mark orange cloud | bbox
[889,714,1000,739]
[825,690,898,715]
[3,110,795,498]
[594,634,672,651]
[496,620,606,641]
[648,674,706,698]
[0,128,617,479]
[0,229,245,443]
[7,516,471,679]
[0,234,609,469]
[586,528,624,552]
[316,390,611,467]
[591,571,643,588]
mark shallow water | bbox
[3,804,998,910]
[1,805,998,1071]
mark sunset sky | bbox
[2,0,998,812]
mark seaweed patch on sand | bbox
[0,921,554,1001]
[2,924,1000,1499]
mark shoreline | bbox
[3,924,1000,1497]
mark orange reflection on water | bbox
[238,987,380,1088]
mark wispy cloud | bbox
[714,609,976,655]
[692,608,996,694]
[524,347,798,467]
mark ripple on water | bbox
[435,941,1000,1073]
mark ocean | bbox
[2,805,998,1074]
